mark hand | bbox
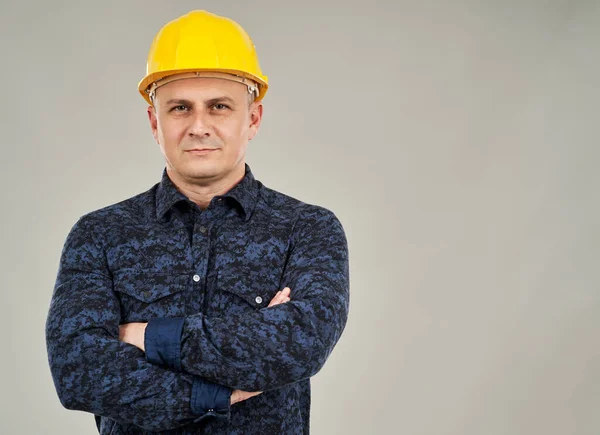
[119,322,148,351]
[230,286,292,405]
[230,389,263,405]
[267,286,291,307]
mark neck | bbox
[166,162,245,210]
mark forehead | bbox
[155,77,248,102]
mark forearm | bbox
[180,295,346,391]
[47,330,214,431]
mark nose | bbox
[188,110,211,138]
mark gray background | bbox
[1,0,599,433]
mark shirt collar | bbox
[155,163,259,222]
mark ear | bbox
[147,105,159,143]
[248,101,263,141]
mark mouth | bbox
[185,148,219,155]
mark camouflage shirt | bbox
[45,163,350,434]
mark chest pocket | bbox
[210,266,282,316]
[113,270,188,322]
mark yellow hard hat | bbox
[138,10,268,105]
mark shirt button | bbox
[199,226,207,234]
[255,296,263,304]
[192,274,200,282]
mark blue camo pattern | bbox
[45,163,350,434]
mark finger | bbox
[268,291,282,307]
[268,288,292,307]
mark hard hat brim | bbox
[138,68,268,105]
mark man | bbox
[45,10,349,435]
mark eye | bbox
[171,105,189,112]
[212,103,230,111]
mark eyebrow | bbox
[164,96,236,106]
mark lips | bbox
[185,148,218,155]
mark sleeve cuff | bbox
[144,317,185,371]
[191,377,232,420]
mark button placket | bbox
[190,210,213,313]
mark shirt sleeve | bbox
[144,206,350,391]
[45,215,232,432]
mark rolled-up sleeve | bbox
[45,215,231,432]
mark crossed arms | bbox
[118,287,292,406]
[45,207,349,432]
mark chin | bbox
[181,162,224,180]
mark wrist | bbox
[139,323,148,351]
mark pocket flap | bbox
[113,270,188,303]
[217,268,279,308]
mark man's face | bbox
[147,77,263,183]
